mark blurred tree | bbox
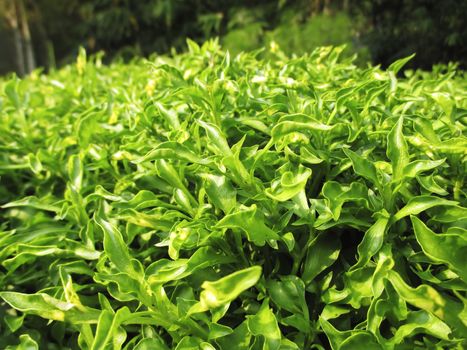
[356,0,467,69]
[0,0,35,75]
[0,0,465,75]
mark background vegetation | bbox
[1,0,466,75]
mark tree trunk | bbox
[12,26,25,76]
[343,0,349,11]
[17,0,35,73]
[30,0,55,71]
[310,0,321,17]
[46,40,56,71]
[323,0,330,15]
[6,0,26,76]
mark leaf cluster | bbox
[0,41,466,349]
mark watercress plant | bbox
[0,41,466,349]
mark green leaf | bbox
[393,196,458,222]
[319,317,352,350]
[302,233,341,285]
[352,212,389,270]
[389,311,451,345]
[200,173,237,213]
[387,53,415,74]
[1,196,62,213]
[133,142,208,165]
[174,336,202,350]
[247,300,281,350]
[430,92,454,117]
[146,247,232,287]
[4,78,21,109]
[322,181,369,221]
[343,148,379,186]
[430,206,467,223]
[154,102,181,129]
[208,323,233,340]
[265,164,311,202]
[267,276,308,317]
[194,266,262,311]
[271,113,334,141]
[216,205,280,246]
[95,211,135,277]
[386,271,467,336]
[416,174,449,195]
[0,292,99,323]
[403,159,445,178]
[67,154,83,191]
[198,120,232,156]
[320,317,383,350]
[387,116,409,181]
[6,334,39,350]
[4,314,25,333]
[91,308,130,350]
[411,216,467,282]
[134,338,170,350]
[339,332,383,350]
[413,118,440,144]
[216,321,252,350]
[27,153,43,175]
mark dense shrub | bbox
[0,42,466,349]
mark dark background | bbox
[1,0,466,76]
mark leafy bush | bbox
[222,10,370,64]
[0,41,466,349]
[266,12,369,60]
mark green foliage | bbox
[0,41,466,349]
[266,12,370,63]
[357,0,467,69]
